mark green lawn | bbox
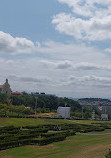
[1,118,111,127]
[87,128,111,134]
[0,118,73,127]
[1,118,110,127]
[0,134,111,158]
[0,118,111,158]
[71,119,111,124]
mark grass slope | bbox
[0,118,71,127]
[0,118,111,158]
[72,120,111,124]
[0,134,111,158]
[1,117,111,127]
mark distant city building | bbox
[57,106,70,119]
[101,114,108,121]
[78,98,111,106]
[0,79,12,95]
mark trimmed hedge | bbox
[41,130,75,138]
[31,134,67,145]
[0,134,67,150]
[1,122,105,151]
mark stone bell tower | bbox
[2,79,12,95]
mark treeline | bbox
[0,93,102,119]
[0,93,81,112]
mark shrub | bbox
[105,149,111,158]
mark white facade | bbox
[101,114,108,121]
[57,107,70,119]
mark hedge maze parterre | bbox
[0,123,107,150]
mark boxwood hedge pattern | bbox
[0,123,105,150]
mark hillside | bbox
[78,98,111,106]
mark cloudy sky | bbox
[1,0,111,98]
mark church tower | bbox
[2,79,12,95]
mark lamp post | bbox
[65,103,67,119]
[82,106,84,119]
[35,96,38,115]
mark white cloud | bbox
[0,31,38,54]
[104,48,111,53]
[9,75,51,84]
[0,38,111,97]
[52,0,111,41]
[41,60,111,71]
[0,58,14,71]
[64,75,111,87]
[58,0,111,17]
[73,62,111,71]
[41,60,72,69]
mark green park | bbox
[0,92,111,158]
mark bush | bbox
[105,149,111,158]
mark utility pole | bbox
[65,102,67,119]
[92,110,95,120]
[105,106,107,114]
[82,106,84,119]
[35,96,38,115]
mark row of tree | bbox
[0,93,81,110]
[0,93,102,119]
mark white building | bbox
[101,114,108,121]
[57,107,70,119]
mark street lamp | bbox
[82,106,84,119]
[65,102,67,119]
[35,96,38,115]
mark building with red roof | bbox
[11,91,22,95]
[0,79,22,96]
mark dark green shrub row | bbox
[14,123,102,133]
[0,126,20,130]
[0,133,40,143]
[41,130,75,138]
[91,122,111,130]
[28,128,48,134]
[22,125,44,129]
[55,123,105,133]
[0,124,78,151]
[0,138,32,150]
[0,129,75,146]
[0,134,67,150]
[31,134,66,145]
[0,126,20,135]
[0,128,48,142]
[23,124,79,131]
[22,124,57,131]
[0,126,20,131]
[0,127,48,135]
[0,129,20,135]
